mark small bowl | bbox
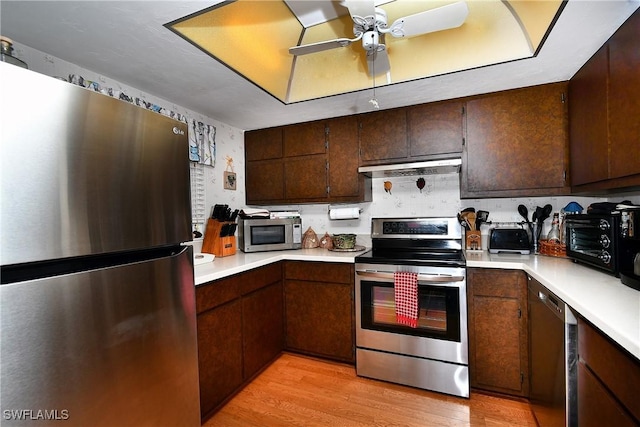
[332,234,356,249]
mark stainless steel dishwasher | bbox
[528,276,578,427]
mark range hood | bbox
[358,158,462,178]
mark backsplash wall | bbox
[271,174,640,246]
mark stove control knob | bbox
[599,235,610,248]
[599,220,610,231]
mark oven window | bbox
[251,225,285,245]
[361,281,460,341]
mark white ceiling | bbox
[0,1,638,131]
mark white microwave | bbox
[238,217,302,253]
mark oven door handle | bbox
[356,270,465,283]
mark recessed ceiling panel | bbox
[167,0,565,104]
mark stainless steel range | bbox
[354,217,468,398]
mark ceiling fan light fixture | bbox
[362,31,379,51]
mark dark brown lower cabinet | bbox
[467,268,529,397]
[578,318,640,426]
[284,261,355,363]
[196,300,243,419]
[196,263,283,421]
[242,280,284,379]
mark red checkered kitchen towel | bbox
[394,271,419,328]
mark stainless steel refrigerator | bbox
[0,63,200,426]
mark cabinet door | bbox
[608,9,640,180]
[284,262,354,363]
[327,116,369,201]
[569,44,609,186]
[245,127,283,161]
[283,121,326,157]
[245,159,284,204]
[578,318,640,422]
[359,108,408,164]
[284,155,327,201]
[197,300,243,419]
[467,268,528,397]
[578,362,638,427]
[407,100,464,158]
[242,281,284,380]
[463,83,569,197]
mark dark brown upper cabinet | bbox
[570,9,640,192]
[462,82,570,198]
[407,99,464,159]
[245,118,370,205]
[327,116,371,202]
[358,108,408,164]
[283,121,327,157]
[609,9,640,182]
[245,127,283,161]
[569,44,609,186]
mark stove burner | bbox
[358,217,465,267]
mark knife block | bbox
[202,219,237,257]
[465,230,481,251]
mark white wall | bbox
[13,41,639,248]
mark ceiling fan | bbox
[289,1,469,77]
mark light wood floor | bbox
[203,353,537,427]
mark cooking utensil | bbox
[518,205,529,223]
[533,206,543,223]
[460,211,473,230]
[457,213,469,230]
[467,212,477,230]
[540,204,553,223]
[476,210,490,229]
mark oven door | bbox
[355,263,468,365]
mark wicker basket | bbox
[538,239,567,258]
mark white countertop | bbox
[194,248,640,360]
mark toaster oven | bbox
[564,213,621,275]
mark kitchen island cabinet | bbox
[577,317,640,426]
[467,268,529,397]
[196,262,283,421]
[284,261,355,363]
[570,9,640,192]
[462,82,570,198]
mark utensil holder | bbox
[531,222,543,254]
[202,219,236,257]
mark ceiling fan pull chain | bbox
[369,45,379,110]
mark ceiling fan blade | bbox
[341,0,376,25]
[385,1,469,38]
[289,37,357,56]
[366,45,390,77]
